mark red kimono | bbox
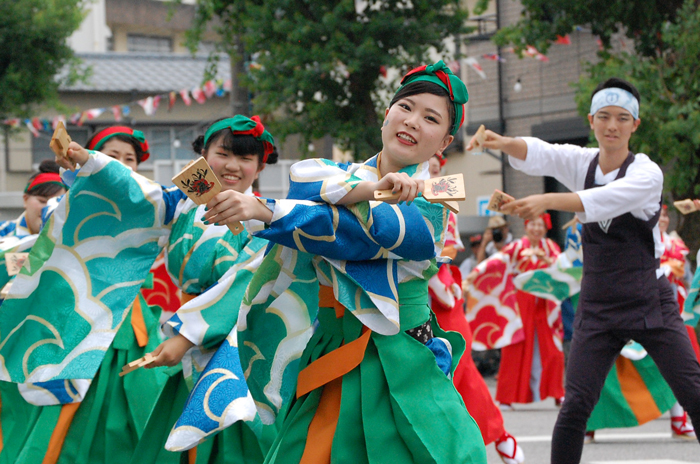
[661,231,700,359]
[430,263,505,445]
[469,236,565,405]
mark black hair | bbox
[389,81,455,135]
[192,120,279,165]
[591,77,641,104]
[26,160,65,197]
[86,131,147,164]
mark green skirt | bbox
[587,354,676,431]
[129,365,272,464]
[265,285,487,464]
[0,295,167,464]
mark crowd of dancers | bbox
[0,63,699,464]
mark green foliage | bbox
[572,0,700,200]
[494,0,700,252]
[0,0,85,120]
[493,0,684,57]
[187,0,470,159]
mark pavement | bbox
[480,377,700,464]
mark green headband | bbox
[396,60,469,135]
[203,115,276,161]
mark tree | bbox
[494,0,700,255]
[0,0,85,121]
[186,0,485,159]
[493,0,685,57]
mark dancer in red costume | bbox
[467,214,565,409]
[659,205,698,438]
[427,154,524,464]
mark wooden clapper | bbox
[1,252,30,299]
[119,353,156,377]
[469,124,487,153]
[674,199,698,215]
[486,189,515,214]
[49,121,74,167]
[374,173,466,213]
[172,157,244,235]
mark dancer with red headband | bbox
[0,160,66,239]
[466,214,565,413]
[0,118,284,464]
[86,126,151,169]
[0,160,66,463]
[0,128,173,464]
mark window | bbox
[126,34,173,53]
[32,127,89,165]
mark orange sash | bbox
[297,286,371,464]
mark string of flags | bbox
[3,78,232,137]
[462,35,576,80]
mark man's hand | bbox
[501,194,550,221]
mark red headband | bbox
[525,213,552,230]
[87,126,151,162]
[433,153,446,167]
[25,173,64,194]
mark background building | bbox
[2,0,606,253]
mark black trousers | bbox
[550,295,700,463]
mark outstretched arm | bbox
[467,130,528,160]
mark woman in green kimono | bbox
[0,120,281,464]
[0,126,172,464]
[209,61,487,464]
[0,160,67,461]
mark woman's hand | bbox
[57,141,90,171]
[146,334,195,368]
[203,190,273,225]
[373,172,425,204]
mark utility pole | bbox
[230,34,249,117]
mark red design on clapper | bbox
[180,168,214,197]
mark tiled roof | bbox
[60,52,231,93]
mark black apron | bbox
[577,152,672,330]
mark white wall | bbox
[68,0,111,53]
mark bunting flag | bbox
[203,80,217,98]
[111,105,122,122]
[85,108,105,120]
[152,95,161,112]
[191,87,206,104]
[25,120,39,138]
[3,78,229,135]
[168,91,177,111]
[179,89,192,106]
[138,97,156,116]
[555,35,572,45]
[463,57,487,80]
[482,53,505,62]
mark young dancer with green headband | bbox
[0,118,282,464]
[469,77,700,463]
[204,61,487,463]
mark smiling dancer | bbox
[469,77,700,463]
[212,61,486,463]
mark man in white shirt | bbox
[468,77,700,464]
